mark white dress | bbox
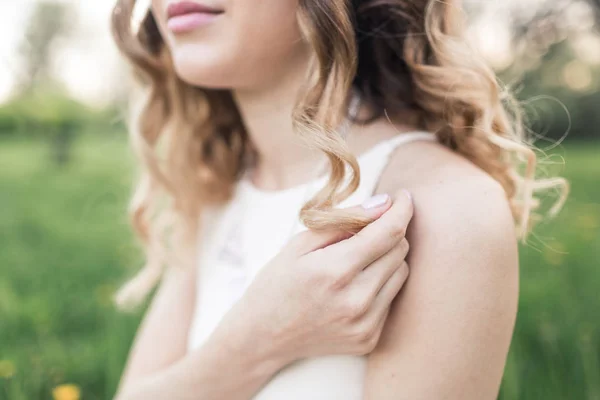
[187,132,436,399]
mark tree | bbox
[18,1,73,93]
[586,0,600,25]
[13,1,80,166]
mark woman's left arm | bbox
[365,177,519,400]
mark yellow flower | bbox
[0,360,15,378]
[52,384,81,400]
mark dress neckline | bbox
[239,131,434,199]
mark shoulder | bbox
[376,137,519,302]
[378,137,517,256]
[364,137,519,398]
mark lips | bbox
[166,1,223,34]
[167,1,223,19]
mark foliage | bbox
[0,93,88,134]
[512,40,600,142]
[0,92,125,136]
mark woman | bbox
[111,0,567,399]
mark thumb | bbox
[357,193,393,219]
[289,193,392,255]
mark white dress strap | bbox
[356,131,437,197]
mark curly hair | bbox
[111,0,568,308]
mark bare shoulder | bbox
[378,138,517,250]
[376,137,519,299]
[364,138,519,399]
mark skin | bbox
[366,140,519,399]
[116,0,519,399]
[158,0,309,91]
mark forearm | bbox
[116,326,287,400]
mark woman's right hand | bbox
[216,189,413,366]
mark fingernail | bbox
[362,193,390,209]
[402,189,412,202]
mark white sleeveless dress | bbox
[187,132,436,399]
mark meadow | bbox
[0,134,599,399]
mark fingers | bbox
[349,264,408,353]
[351,238,410,306]
[287,229,353,257]
[369,261,409,318]
[288,194,392,256]
[331,189,413,272]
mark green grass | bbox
[0,134,143,400]
[0,135,599,399]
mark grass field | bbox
[1,134,599,399]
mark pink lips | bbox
[166,1,223,34]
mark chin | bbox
[171,45,238,89]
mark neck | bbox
[233,56,330,190]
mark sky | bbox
[0,0,123,105]
[0,0,594,106]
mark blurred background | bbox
[0,0,599,399]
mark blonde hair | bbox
[111,0,568,308]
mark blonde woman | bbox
[111,0,566,399]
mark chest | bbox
[187,188,372,399]
[190,194,307,348]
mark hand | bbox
[217,189,413,366]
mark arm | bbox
[116,265,284,400]
[116,194,414,400]
[365,176,519,399]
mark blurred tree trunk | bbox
[51,123,76,167]
[587,0,600,27]
[18,1,72,93]
[18,1,76,167]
